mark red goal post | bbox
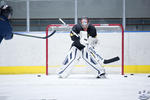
[46,24,124,75]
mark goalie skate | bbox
[96,73,106,79]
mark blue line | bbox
[125,31,150,32]
[14,32,46,34]
[55,31,150,34]
[15,31,150,34]
[55,31,150,33]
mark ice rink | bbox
[0,74,150,100]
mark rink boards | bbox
[0,32,150,74]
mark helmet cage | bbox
[81,19,88,26]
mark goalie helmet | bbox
[80,16,89,30]
[0,5,13,19]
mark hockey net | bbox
[46,24,124,75]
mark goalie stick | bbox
[88,46,120,64]
[14,30,56,39]
[103,56,120,64]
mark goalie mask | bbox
[80,16,89,30]
[0,5,13,19]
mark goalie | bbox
[57,17,106,78]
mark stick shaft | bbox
[14,30,56,39]
[59,18,66,25]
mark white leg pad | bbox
[57,46,81,78]
[82,47,105,75]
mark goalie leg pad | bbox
[82,48,105,75]
[57,47,80,78]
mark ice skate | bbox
[96,73,106,79]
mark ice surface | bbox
[0,74,150,100]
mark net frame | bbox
[45,24,124,75]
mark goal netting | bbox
[46,24,124,75]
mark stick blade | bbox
[104,56,120,64]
